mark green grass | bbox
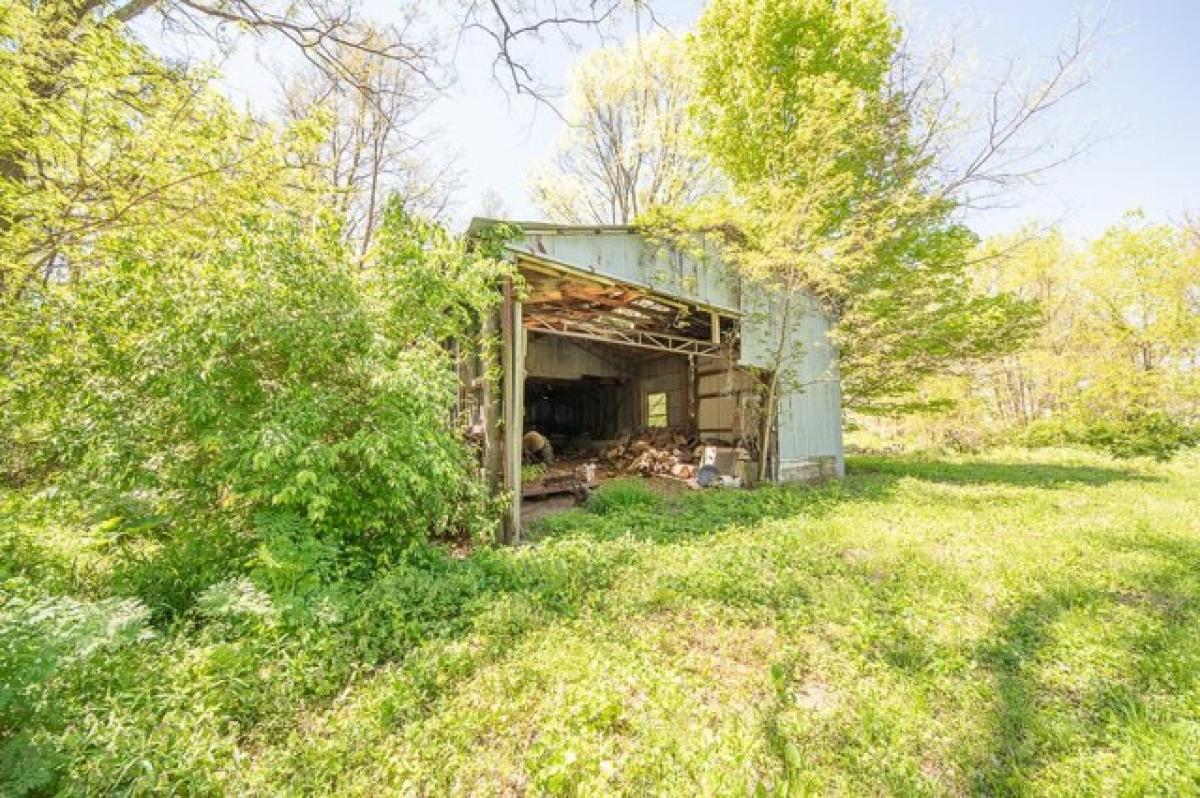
[5,447,1200,795]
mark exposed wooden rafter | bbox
[516,255,733,358]
[525,314,726,358]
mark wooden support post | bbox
[511,300,525,543]
[500,278,525,545]
[481,310,502,498]
[710,311,721,344]
[688,354,700,434]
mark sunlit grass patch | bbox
[6,448,1200,795]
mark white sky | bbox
[136,0,1200,239]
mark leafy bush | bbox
[1017,412,1199,462]
[1,205,509,611]
[521,462,549,483]
[585,478,664,515]
[0,588,152,794]
[1076,412,1199,462]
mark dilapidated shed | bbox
[466,219,844,541]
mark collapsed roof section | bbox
[517,252,730,359]
[470,218,743,360]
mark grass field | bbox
[5,448,1200,795]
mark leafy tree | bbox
[656,0,1040,437]
[916,215,1200,459]
[1,0,668,293]
[968,229,1083,426]
[1083,213,1200,374]
[529,34,716,225]
[0,3,319,297]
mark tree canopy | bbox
[653,0,1040,414]
[529,34,715,225]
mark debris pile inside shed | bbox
[600,428,697,478]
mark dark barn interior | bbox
[524,376,632,442]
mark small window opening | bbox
[647,392,668,428]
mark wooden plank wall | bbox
[695,356,760,444]
[633,354,690,429]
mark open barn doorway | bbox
[484,249,771,540]
[517,325,764,524]
[523,332,690,450]
[518,332,693,509]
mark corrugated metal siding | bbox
[738,286,845,473]
[775,316,845,474]
[514,231,742,313]
[777,376,845,473]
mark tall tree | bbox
[652,0,1095,423]
[0,0,661,290]
[672,0,1035,425]
[0,4,314,296]
[529,34,715,225]
[281,33,457,263]
[942,216,1200,458]
[969,229,1083,425]
[1082,214,1200,377]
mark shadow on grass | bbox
[373,451,1162,715]
[19,451,1183,794]
[967,533,1200,794]
[849,455,1160,490]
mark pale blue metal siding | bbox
[739,288,845,473]
[500,225,743,314]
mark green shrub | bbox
[1076,412,1199,461]
[0,589,152,794]
[1017,412,1199,462]
[0,205,510,610]
[585,478,664,515]
[521,462,549,483]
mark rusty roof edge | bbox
[507,244,743,318]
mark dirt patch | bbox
[792,680,838,713]
[521,494,580,525]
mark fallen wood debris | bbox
[601,428,698,478]
[521,462,598,501]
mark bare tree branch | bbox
[893,10,1107,212]
[279,33,460,261]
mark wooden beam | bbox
[500,278,525,545]
[689,354,699,433]
[481,310,502,500]
[525,289,564,304]
[558,281,615,299]
[511,299,525,543]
